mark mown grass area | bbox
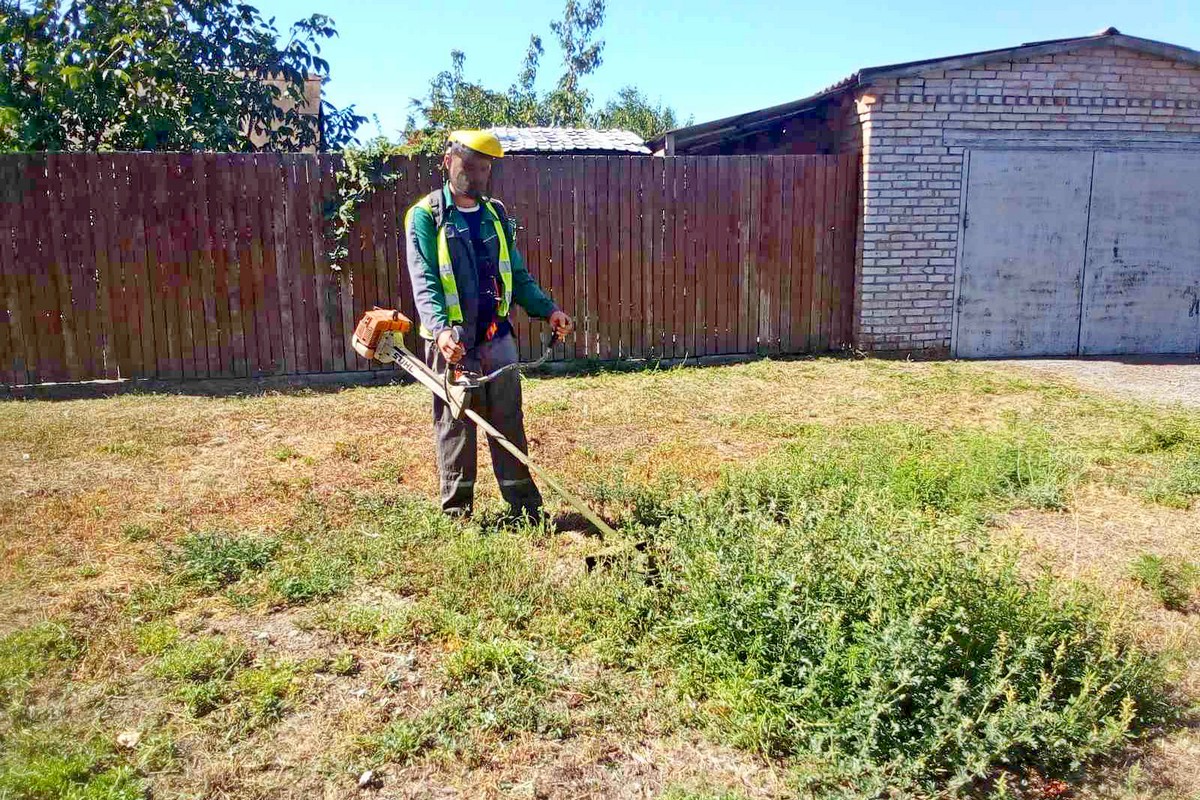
[1,358,1198,799]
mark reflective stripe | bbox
[411,196,463,338]
[412,194,513,337]
[498,477,532,487]
[435,226,462,322]
[484,201,514,318]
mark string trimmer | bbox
[352,308,643,570]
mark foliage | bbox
[0,0,365,152]
[334,418,1174,792]
[0,729,142,800]
[171,531,281,591]
[1128,417,1200,509]
[591,85,685,142]
[543,0,605,126]
[1130,553,1198,611]
[325,135,406,270]
[401,0,682,154]
[0,620,78,709]
[590,424,1170,794]
[358,634,562,768]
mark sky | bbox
[249,0,1199,140]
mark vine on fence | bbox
[325,137,408,271]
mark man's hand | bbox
[549,309,574,337]
[436,329,465,364]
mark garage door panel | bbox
[1080,151,1200,355]
[955,150,1094,357]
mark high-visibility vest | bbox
[408,196,513,338]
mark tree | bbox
[591,86,688,141]
[402,0,681,154]
[0,0,365,152]
[543,0,603,126]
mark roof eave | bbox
[647,76,859,150]
[858,32,1200,82]
[650,30,1200,153]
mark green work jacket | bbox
[405,183,556,344]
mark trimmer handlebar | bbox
[450,327,564,388]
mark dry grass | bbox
[2,356,1198,799]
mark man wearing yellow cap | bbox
[404,130,574,522]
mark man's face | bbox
[444,147,493,199]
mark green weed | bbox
[232,660,300,725]
[591,423,1171,794]
[270,445,300,461]
[125,581,186,621]
[1130,553,1198,612]
[327,651,359,676]
[120,523,153,542]
[360,713,440,766]
[367,457,410,483]
[0,621,79,709]
[313,603,414,645]
[152,636,248,716]
[133,620,179,656]
[0,728,142,800]
[1129,418,1200,453]
[333,440,361,462]
[360,637,563,768]
[149,635,299,726]
[1142,454,1200,510]
[267,552,352,605]
[443,637,542,687]
[661,789,748,800]
[172,532,280,591]
[98,440,147,458]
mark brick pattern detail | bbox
[855,45,1200,353]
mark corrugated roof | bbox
[649,29,1200,152]
[489,127,650,154]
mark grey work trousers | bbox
[425,332,543,517]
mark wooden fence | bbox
[0,153,860,386]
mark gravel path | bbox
[990,356,1200,408]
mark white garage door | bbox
[954,149,1200,357]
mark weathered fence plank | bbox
[1,153,859,385]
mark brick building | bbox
[650,29,1200,357]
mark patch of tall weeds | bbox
[596,423,1172,794]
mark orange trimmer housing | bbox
[352,308,412,361]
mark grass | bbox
[172,531,281,591]
[2,358,1199,798]
[269,444,300,462]
[0,621,79,711]
[151,635,250,716]
[607,429,1170,793]
[358,635,566,770]
[0,729,143,800]
[1130,554,1199,612]
[148,634,303,725]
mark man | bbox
[404,129,573,521]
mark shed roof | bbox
[649,29,1200,153]
[489,126,650,154]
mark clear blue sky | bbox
[250,0,1198,139]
